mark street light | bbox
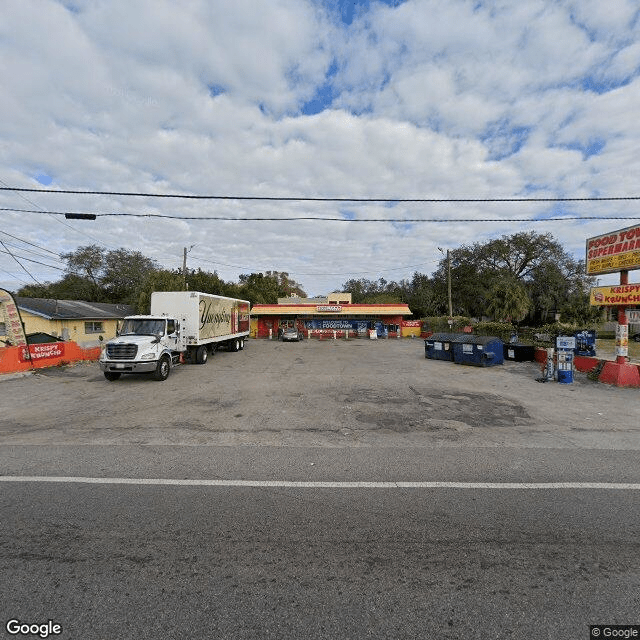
[438,247,453,320]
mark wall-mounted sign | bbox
[586,224,640,275]
[626,309,640,323]
[589,283,640,306]
[20,342,65,363]
[316,305,342,312]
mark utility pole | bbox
[447,249,453,319]
[183,245,195,291]
[182,247,187,290]
[438,247,453,319]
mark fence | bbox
[0,342,101,375]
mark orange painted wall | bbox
[0,342,101,375]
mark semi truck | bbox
[99,291,250,381]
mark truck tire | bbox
[231,339,240,352]
[195,344,208,364]
[153,355,171,381]
[104,372,121,381]
[239,338,245,350]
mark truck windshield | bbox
[120,319,166,336]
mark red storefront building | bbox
[251,293,412,339]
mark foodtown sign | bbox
[316,305,342,312]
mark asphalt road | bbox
[1,340,639,639]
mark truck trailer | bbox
[99,291,250,381]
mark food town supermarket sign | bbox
[590,284,640,306]
[586,223,640,275]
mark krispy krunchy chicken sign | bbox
[590,283,640,306]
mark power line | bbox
[0,240,65,264]
[2,186,640,202]
[0,241,43,284]
[0,179,109,247]
[2,207,640,222]
[0,248,66,272]
[190,254,440,277]
[0,229,61,256]
[0,266,30,287]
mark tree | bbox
[431,231,595,322]
[102,249,157,305]
[60,245,106,300]
[136,269,184,313]
[486,278,530,323]
[264,271,306,298]
[59,245,157,305]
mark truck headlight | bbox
[140,352,157,360]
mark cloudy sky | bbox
[1,0,640,296]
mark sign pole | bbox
[616,270,629,365]
[586,224,640,387]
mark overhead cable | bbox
[1,207,640,222]
[2,186,640,202]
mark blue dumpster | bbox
[424,333,456,361]
[452,335,504,367]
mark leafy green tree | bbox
[17,273,99,301]
[486,278,530,322]
[60,245,106,300]
[186,268,229,297]
[136,269,183,313]
[432,231,594,322]
[102,249,157,305]
[264,271,306,298]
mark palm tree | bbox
[486,279,530,323]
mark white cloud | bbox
[1,0,639,296]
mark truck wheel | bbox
[104,372,121,381]
[231,339,240,352]
[239,338,245,350]
[195,345,208,364]
[153,356,171,381]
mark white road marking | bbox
[1,476,640,489]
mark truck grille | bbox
[106,343,138,360]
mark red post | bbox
[616,270,629,365]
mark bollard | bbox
[333,330,336,340]
[269,328,272,340]
[545,347,555,381]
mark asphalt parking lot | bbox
[3,338,640,640]
[1,337,638,450]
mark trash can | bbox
[424,333,456,361]
[452,335,504,367]
[503,343,536,362]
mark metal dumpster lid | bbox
[426,333,502,345]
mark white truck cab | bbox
[100,315,184,381]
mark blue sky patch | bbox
[481,122,531,161]
[301,60,339,116]
[581,74,632,94]
[557,138,606,160]
[34,173,53,186]
[208,84,226,98]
